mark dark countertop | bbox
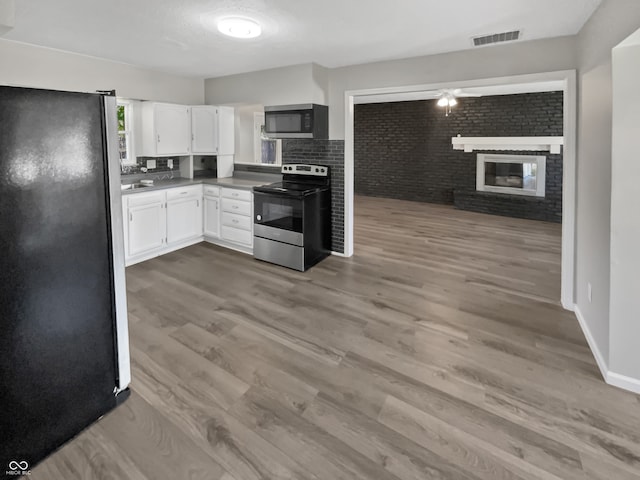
[121,172,280,196]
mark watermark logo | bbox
[6,460,31,476]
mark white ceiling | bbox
[5,0,601,79]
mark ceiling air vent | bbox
[472,30,520,47]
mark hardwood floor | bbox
[33,196,640,480]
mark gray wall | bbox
[574,0,640,371]
[610,31,640,380]
[0,39,204,104]
[205,63,328,107]
[328,36,577,139]
[203,36,577,141]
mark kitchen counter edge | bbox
[120,175,278,196]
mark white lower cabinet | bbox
[126,191,166,259]
[204,196,220,238]
[124,185,203,265]
[129,203,166,256]
[123,183,253,265]
[220,187,253,249]
[167,187,203,245]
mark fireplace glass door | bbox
[477,154,546,197]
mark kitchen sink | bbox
[121,183,152,191]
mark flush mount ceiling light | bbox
[217,17,262,39]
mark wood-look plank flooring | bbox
[33,196,640,480]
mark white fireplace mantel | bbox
[451,136,564,154]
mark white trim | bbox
[344,70,577,310]
[116,99,136,166]
[254,112,265,164]
[607,372,640,395]
[343,93,355,257]
[560,70,577,310]
[574,305,609,381]
[105,96,131,393]
[125,237,204,266]
[574,305,640,395]
[452,136,564,154]
[331,250,347,257]
[204,236,253,255]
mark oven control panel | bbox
[281,164,329,176]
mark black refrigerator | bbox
[0,86,130,474]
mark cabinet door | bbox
[128,203,165,256]
[217,106,235,155]
[192,106,218,154]
[204,196,220,238]
[155,104,190,155]
[167,197,202,245]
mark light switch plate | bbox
[167,159,173,169]
[146,159,157,170]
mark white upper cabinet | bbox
[191,105,235,155]
[140,102,191,156]
[138,102,234,158]
[191,106,218,154]
[217,106,235,155]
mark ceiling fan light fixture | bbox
[448,97,457,107]
[217,17,262,39]
[437,97,448,107]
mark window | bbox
[117,100,135,165]
[254,111,281,165]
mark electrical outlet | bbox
[167,159,173,169]
[588,282,593,303]
[146,159,157,170]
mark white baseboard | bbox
[162,237,204,255]
[574,305,640,395]
[561,300,575,312]
[126,237,204,266]
[204,236,253,255]
[574,305,608,381]
[331,251,347,257]
[607,372,640,395]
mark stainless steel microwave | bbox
[264,104,328,139]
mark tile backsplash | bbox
[121,157,178,176]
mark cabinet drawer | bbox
[222,198,251,216]
[127,191,165,208]
[203,185,220,197]
[222,212,252,231]
[166,185,202,200]
[221,188,251,202]
[221,225,253,246]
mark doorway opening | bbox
[344,71,577,310]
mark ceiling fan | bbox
[433,88,482,115]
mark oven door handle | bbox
[253,190,300,200]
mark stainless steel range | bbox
[253,164,331,271]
